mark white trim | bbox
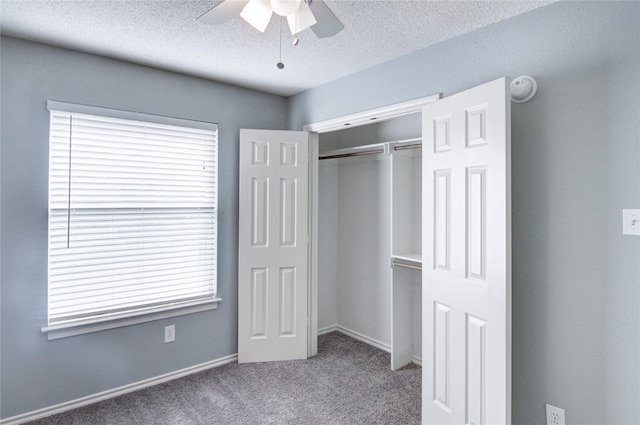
[0,353,238,425]
[306,96,436,372]
[2,328,418,424]
[43,299,221,340]
[320,325,422,366]
[320,325,391,353]
[303,94,440,133]
[335,326,390,353]
[318,324,339,335]
[308,133,320,358]
[47,100,218,131]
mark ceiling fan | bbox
[198,0,344,38]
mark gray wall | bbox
[0,36,287,419]
[290,1,640,424]
[2,1,639,423]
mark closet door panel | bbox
[466,166,487,281]
[250,268,268,338]
[239,129,309,363]
[279,178,297,247]
[422,78,511,425]
[251,178,269,247]
[434,169,451,271]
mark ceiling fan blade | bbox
[286,0,316,35]
[240,0,273,32]
[308,0,344,38]
[198,0,249,25]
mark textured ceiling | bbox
[0,0,555,96]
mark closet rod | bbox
[319,148,385,160]
[391,261,422,271]
[393,143,422,151]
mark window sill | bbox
[41,298,222,340]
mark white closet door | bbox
[238,129,309,363]
[422,78,511,424]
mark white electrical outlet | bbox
[623,209,640,235]
[164,325,175,343]
[546,404,565,425]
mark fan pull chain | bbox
[277,17,284,69]
[293,9,299,45]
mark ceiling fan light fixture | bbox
[286,0,316,34]
[240,0,273,32]
[270,0,301,17]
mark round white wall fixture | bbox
[511,76,537,103]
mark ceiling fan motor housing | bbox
[270,0,301,17]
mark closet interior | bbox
[317,113,423,370]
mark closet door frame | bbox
[303,94,440,357]
[303,79,511,425]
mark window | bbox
[44,101,219,338]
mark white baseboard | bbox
[0,353,238,425]
[319,324,391,353]
[317,324,339,335]
[2,331,420,424]
[319,324,422,366]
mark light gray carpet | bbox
[27,332,421,424]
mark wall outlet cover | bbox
[164,325,175,343]
[622,209,640,235]
[546,404,565,425]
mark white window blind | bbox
[47,102,218,327]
